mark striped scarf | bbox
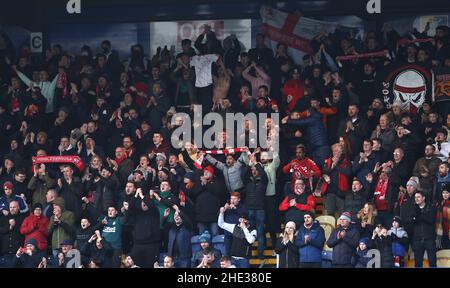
[436,200,450,237]
[193,147,251,169]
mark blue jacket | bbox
[326,224,360,265]
[296,221,325,263]
[0,195,29,214]
[352,152,380,187]
[167,223,193,260]
[288,110,328,148]
[353,249,371,268]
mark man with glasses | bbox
[278,179,316,228]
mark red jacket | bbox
[20,213,49,251]
[282,79,305,112]
[279,193,316,212]
[321,157,350,194]
[282,157,321,189]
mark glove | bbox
[390,233,398,241]
[436,235,442,249]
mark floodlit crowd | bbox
[0,19,449,268]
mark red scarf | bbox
[11,96,20,112]
[283,79,304,112]
[374,178,389,211]
[56,72,68,98]
[115,154,127,166]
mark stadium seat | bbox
[191,235,202,257]
[316,215,336,251]
[437,249,450,268]
[321,250,333,268]
[212,234,226,255]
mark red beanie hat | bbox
[203,165,214,175]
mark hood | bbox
[387,227,408,238]
[53,197,66,212]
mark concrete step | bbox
[249,258,277,266]
[251,250,274,257]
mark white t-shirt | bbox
[434,141,450,162]
[190,54,219,88]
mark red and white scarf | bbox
[193,147,251,169]
[56,72,68,98]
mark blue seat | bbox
[212,234,226,255]
[191,235,202,256]
[322,250,333,268]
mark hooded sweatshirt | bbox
[47,197,75,249]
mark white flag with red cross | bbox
[260,5,357,64]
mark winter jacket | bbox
[27,174,56,207]
[47,197,76,249]
[296,221,325,263]
[80,238,114,268]
[167,218,193,260]
[244,164,268,210]
[0,194,29,214]
[193,178,226,223]
[126,197,160,245]
[352,152,380,187]
[387,227,409,257]
[434,174,450,204]
[205,153,248,193]
[353,249,371,268]
[327,225,360,265]
[19,212,49,252]
[12,250,45,268]
[0,212,26,255]
[390,160,410,190]
[59,178,84,221]
[338,116,370,158]
[76,225,97,251]
[412,203,436,241]
[371,128,396,159]
[344,189,368,222]
[274,237,299,268]
[279,191,316,227]
[85,175,120,214]
[373,235,394,268]
[413,156,441,177]
[287,110,328,149]
[322,157,352,198]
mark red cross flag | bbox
[260,5,361,64]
